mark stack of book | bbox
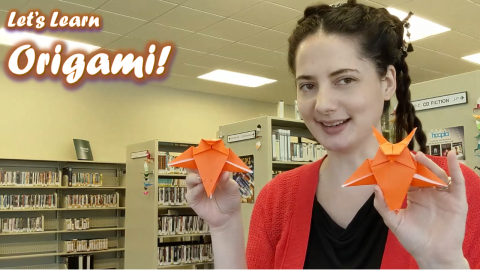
[65,238,108,253]
[65,193,119,208]
[0,171,61,186]
[0,194,58,209]
[158,243,213,266]
[158,152,186,174]
[158,215,209,236]
[271,130,326,162]
[158,179,187,206]
[0,215,44,233]
[65,254,94,269]
[65,217,90,231]
[62,168,103,187]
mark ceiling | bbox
[0,0,479,105]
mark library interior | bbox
[0,0,480,269]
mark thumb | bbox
[373,185,401,229]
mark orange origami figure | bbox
[167,139,252,198]
[342,127,448,212]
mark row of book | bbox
[158,215,209,236]
[66,217,90,231]
[158,178,186,187]
[65,193,119,208]
[65,238,108,253]
[63,168,103,187]
[272,130,327,162]
[0,216,44,233]
[65,254,94,269]
[0,194,58,209]
[158,243,213,266]
[0,171,61,186]
[158,187,187,206]
[158,152,187,175]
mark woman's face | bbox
[295,32,396,153]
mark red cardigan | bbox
[246,155,480,269]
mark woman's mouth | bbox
[317,118,351,134]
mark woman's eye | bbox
[299,83,315,91]
[337,78,354,85]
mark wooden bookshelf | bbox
[125,140,213,269]
[0,158,126,269]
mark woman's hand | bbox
[373,151,470,268]
[185,169,242,229]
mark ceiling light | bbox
[0,28,100,53]
[198,70,276,87]
[386,8,450,41]
[462,53,480,65]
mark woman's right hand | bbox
[185,169,241,229]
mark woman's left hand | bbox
[373,151,470,268]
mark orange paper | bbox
[342,127,448,212]
[167,139,252,198]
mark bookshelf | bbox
[0,158,126,269]
[217,116,320,243]
[125,140,213,269]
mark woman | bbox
[185,0,480,268]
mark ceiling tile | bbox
[457,23,480,39]
[265,0,335,11]
[58,30,122,47]
[0,44,10,63]
[369,0,412,7]
[272,17,299,34]
[129,23,193,43]
[257,67,294,82]
[170,63,213,77]
[100,0,177,21]
[433,3,480,30]
[223,61,273,75]
[162,0,188,3]
[175,33,232,53]
[212,43,269,60]
[105,36,147,52]
[240,29,289,50]
[20,0,94,15]
[94,10,147,35]
[357,0,384,8]
[182,0,261,17]
[174,79,255,99]
[275,46,289,54]
[0,10,8,28]
[408,65,446,83]
[0,0,30,10]
[185,54,241,69]
[61,0,109,9]
[199,19,265,42]
[172,47,206,63]
[232,1,300,28]
[154,6,224,32]
[406,46,480,75]
[414,31,480,58]
[149,73,193,87]
[246,51,289,69]
[395,0,472,25]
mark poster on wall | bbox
[233,155,254,203]
[426,126,465,163]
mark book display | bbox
[0,158,126,269]
[126,140,213,269]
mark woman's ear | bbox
[382,65,396,101]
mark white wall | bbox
[0,65,294,163]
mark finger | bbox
[186,171,202,190]
[186,182,205,206]
[447,150,466,197]
[373,185,401,229]
[217,171,240,194]
[415,151,449,184]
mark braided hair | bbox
[287,0,427,152]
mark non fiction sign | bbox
[412,92,467,111]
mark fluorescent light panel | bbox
[386,8,450,41]
[198,70,276,87]
[0,28,100,53]
[462,53,480,65]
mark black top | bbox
[303,193,389,269]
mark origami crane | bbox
[475,133,480,157]
[342,127,448,212]
[167,139,252,198]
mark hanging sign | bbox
[412,92,467,112]
[131,150,149,159]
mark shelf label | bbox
[131,150,149,159]
[227,131,256,143]
[412,92,467,112]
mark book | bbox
[73,139,94,161]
